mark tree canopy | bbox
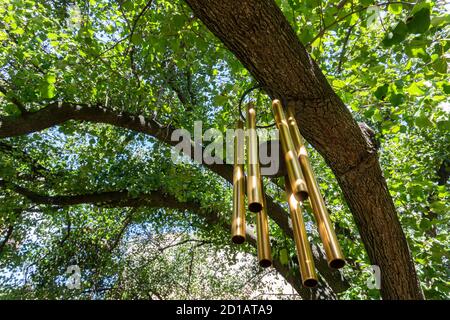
[0,0,448,300]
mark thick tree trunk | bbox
[184,0,423,299]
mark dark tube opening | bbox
[259,259,272,268]
[232,235,245,245]
[303,278,318,288]
[295,191,309,202]
[248,202,263,213]
[329,259,346,269]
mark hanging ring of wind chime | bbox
[231,85,346,288]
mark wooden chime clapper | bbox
[231,98,345,288]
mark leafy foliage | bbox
[0,0,448,299]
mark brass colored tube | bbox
[286,106,345,269]
[256,193,272,268]
[231,120,246,244]
[246,103,264,212]
[271,99,308,201]
[285,176,318,287]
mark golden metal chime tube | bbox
[271,99,308,201]
[286,106,345,269]
[246,103,264,213]
[285,176,318,287]
[256,191,272,267]
[231,120,246,244]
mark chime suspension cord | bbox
[237,84,277,128]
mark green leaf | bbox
[299,29,314,44]
[430,201,448,214]
[12,27,24,35]
[382,21,408,46]
[388,4,402,15]
[406,83,425,96]
[419,219,431,231]
[408,38,430,47]
[173,14,185,29]
[406,8,431,34]
[4,103,20,116]
[287,0,297,10]
[332,79,346,89]
[122,0,134,11]
[40,82,55,99]
[411,2,431,15]
[393,21,408,38]
[372,109,383,122]
[431,15,450,27]
[213,95,228,106]
[405,46,429,61]
[47,32,58,40]
[390,124,401,134]
[389,93,405,106]
[443,83,450,94]
[131,33,142,45]
[45,73,56,84]
[374,84,389,100]
[432,57,448,74]
[279,248,289,266]
[436,114,450,130]
[394,80,404,88]
[0,31,8,40]
[415,112,433,128]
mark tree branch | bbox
[107,208,136,252]
[337,23,356,74]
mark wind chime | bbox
[231,88,345,288]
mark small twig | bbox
[337,23,357,73]
[186,244,196,297]
[108,209,136,252]
[307,1,416,47]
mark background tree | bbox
[0,0,448,299]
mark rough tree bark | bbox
[184,0,423,299]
